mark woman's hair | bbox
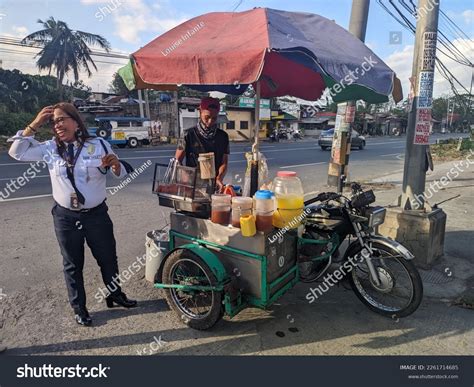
[52,102,91,154]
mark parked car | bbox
[318,128,366,150]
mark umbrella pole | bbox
[250,81,261,196]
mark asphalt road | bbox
[0,133,472,356]
[0,134,454,201]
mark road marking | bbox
[380,153,403,157]
[280,162,326,169]
[367,141,405,146]
[0,174,49,181]
[0,193,52,202]
[120,156,171,161]
[229,158,274,164]
[0,161,45,166]
[133,149,179,153]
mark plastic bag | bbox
[242,152,269,197]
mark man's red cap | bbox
[200,97,220,112]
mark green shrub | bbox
[0,111,35,136]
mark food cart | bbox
[150,163,423,331]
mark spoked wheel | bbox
[349,242,423,318]
[162,249,223,330]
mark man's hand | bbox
[215,178,224,193]
[101,154,121,175]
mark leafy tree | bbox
[21,17,110,99]
[109,72,131,96]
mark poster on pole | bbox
[414,108,432,144]
[416,71,434,108]
[345,105,356,123]
[414,70,434,144]
[420,32,437,71]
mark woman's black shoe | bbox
[74,308,92,327]
[106,292,137,308]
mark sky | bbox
[0,0,472,99]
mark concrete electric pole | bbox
[327,0,370,189]
[401,0,440,210]
[379,0,446,267]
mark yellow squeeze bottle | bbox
[240,215,257,237]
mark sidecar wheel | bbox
[162,249,223,330]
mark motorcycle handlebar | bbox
[304,192,341,206]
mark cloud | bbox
[83,0,186,44]
[3,25,29,39]
[80,0,113,4]
[384,38,473,98]
[462,9,474,25]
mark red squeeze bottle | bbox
[223,185,236,197]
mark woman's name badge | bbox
[70,193,80,210]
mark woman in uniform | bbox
[8,103,137,327]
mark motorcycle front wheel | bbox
[348,241,423,318]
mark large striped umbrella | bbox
[119,7,402,192]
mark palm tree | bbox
[21,17,110,98]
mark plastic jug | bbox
[211,194,231,225]
[240,214,257,237]
[272,171,304,229]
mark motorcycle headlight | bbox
[365,207,386,228]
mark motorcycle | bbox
[292,130,303,140]
[301,182,423,318]
[269,130,279,142]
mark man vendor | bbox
[175,97,229,191]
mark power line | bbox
[377,0,473,100]
[0,35,130,59]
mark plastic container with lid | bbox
[231,197,253,228]
[254,190,275,233]
[272,171,304,229]
[198,152,216,179]
[211,194,231,225]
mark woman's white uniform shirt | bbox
[8,130,127,209]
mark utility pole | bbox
[446,96,450,131]
[144,89,151,119]
[449,100,455,128]
[401,0,439,210]
[173,90,179,138]
[327,0,370,189]
[137,89,144,118]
